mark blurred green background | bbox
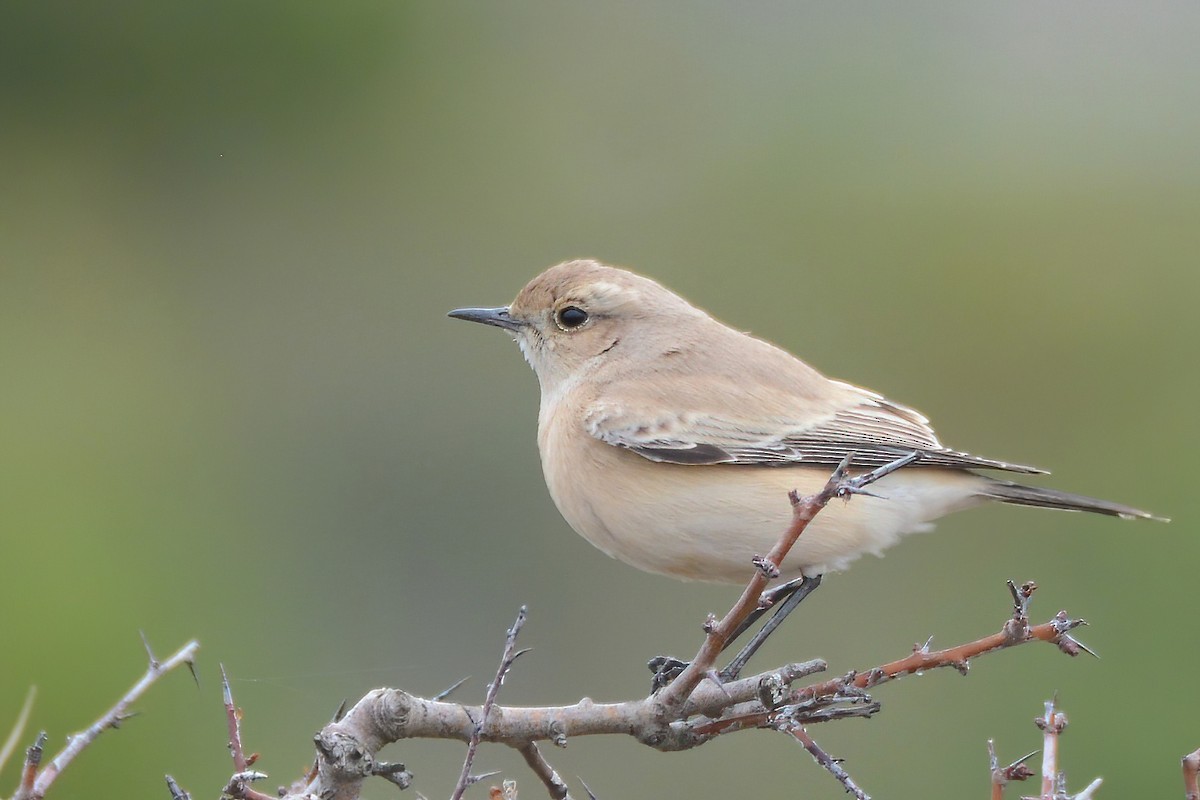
[1,2,1197,798]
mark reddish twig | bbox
[1184,747,1200,800]
[658,453,917,710]
[692,584,1087,738]
[450,606,531,800]
[222,664,249,773]
[217,664,276,800]
[13,732,46,800]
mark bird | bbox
[449,259,1161,588]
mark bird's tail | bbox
[980,479,1166,521]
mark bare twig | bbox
[1183,747,1200,800]
[782,723,869,800]
[450,606,531,800]
[0,686,36,776]
[1036,695,1068,798]
[518,742,572,800]
[1023,696,1102,800]
[15,639,199,800]
[216,664,277,800]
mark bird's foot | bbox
[647,655,690,692]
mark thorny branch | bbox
[450,606,531,800]
[988,696,1103,800]
[5,638,199,800]
[270,584,1078,800]
[783,723,869,800]
[217,666,273,800]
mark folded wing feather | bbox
[584,378,1046,474]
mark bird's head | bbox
[449,259,706,393]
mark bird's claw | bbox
[648,655,690,692]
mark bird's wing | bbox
[584,379,1046,474]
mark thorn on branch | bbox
[164,774,192,800]
[467,769,503,786]
[987,739,1036,798]
[433,676,471,702]
[832,450,920,501]
[1050,611,1096,658]
[109,711,140,729]
[141,630,159,670]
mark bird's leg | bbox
[724,575,813,644]
[648,452,921,691]
[719,573,822,681]
[647,575,824,691]
[709,454,914,677]
[647,655,690,692]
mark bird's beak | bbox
[447,306,524,332]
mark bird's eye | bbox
[557,306,589,329]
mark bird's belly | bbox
[541,438,984,584]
